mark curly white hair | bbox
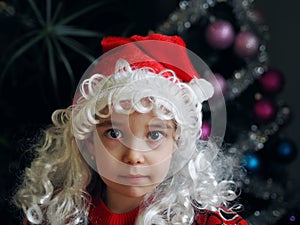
[13,59,243,225]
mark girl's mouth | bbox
[119,174,149,184]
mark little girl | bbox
[14,34,248,225]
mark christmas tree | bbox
[152,1,300,224]
[0,0,299,224]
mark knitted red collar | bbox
[88,198,139,225]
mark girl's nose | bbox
[121,137,147,165]
[122,148,145,165]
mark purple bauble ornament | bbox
[259,69,285,94]
[201,121,211,140]
[234,30,259,58]
[205,20,235,49]
[253,98,277,122]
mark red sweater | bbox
[24,199,248,225]
[88,199,139,225]
[88,199,249,225]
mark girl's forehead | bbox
[99,110,175,129]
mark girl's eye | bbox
[106,129,122,139]
[148,131,164,141]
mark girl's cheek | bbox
[97,136,122,155]
[104,142,123,154]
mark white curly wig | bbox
[13,59,243,225]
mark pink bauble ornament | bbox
[201,121,211,140]
[205,20,235,49]
[254,98,277,122]
[208,73,227,100]
[213,73,227,96]
[259,69,284,94]
[234,31,259,58]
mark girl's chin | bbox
[102,176,158,197]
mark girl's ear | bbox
[173,126,181,142]
[85,133,95,156]
[76,132,98,170]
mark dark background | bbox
[255,0,300,187]
[1,0,300,223]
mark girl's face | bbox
[93,109,176,198]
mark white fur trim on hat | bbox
[188,78,214,103]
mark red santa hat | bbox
[91,33,200,82]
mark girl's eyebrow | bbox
[149,123,174,130]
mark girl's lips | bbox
[119,174,149,184]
